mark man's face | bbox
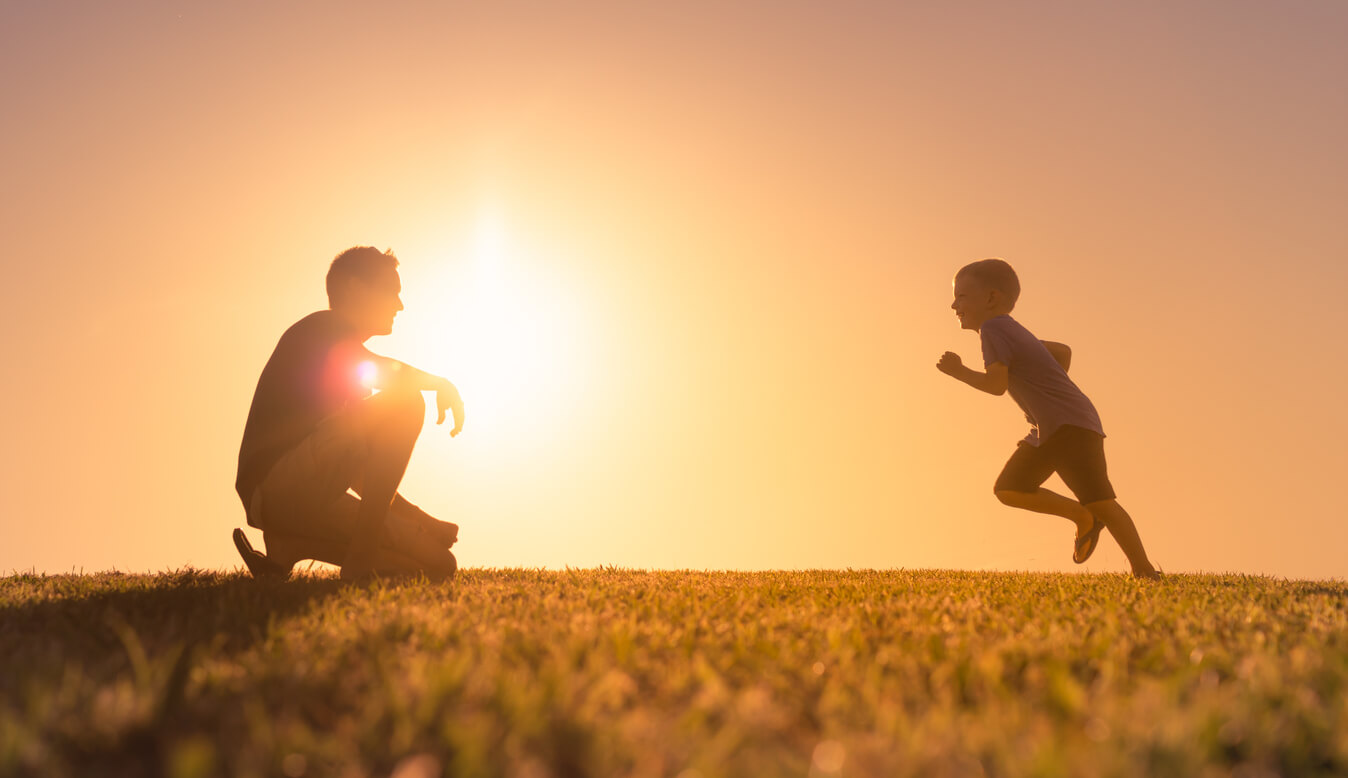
[346,268,404,338]
[951,274,995,331]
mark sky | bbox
[3,0,1346,579]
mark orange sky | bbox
[3,1,1346,578]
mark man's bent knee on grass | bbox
[253,390,457,579]
[234,246,466,581]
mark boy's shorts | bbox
[994,424,1116,505]
[246,407,443,565]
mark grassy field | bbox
[2,569,1346,778]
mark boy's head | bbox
[951,258,1019,331]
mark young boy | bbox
[936,258,1159,579]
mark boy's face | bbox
[951,275,997,331]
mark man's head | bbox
[951,258,1019,331]
[327,246,402,339]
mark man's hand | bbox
[936,351,964,377]
[436,379,465,436]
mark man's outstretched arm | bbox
[367,355,465,435]
[936,352,1009,395]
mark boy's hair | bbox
[327,246,399,305]
[956,258,1020,307]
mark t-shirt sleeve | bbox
[980,319,1015,368]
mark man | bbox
[233,246,464,580]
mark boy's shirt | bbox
[980,314,1104,446]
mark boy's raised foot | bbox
[1072,516,1104,564]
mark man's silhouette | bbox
[233,247,463,580]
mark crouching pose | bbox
[233,246,463,581]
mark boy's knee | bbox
[993,489,1023,506]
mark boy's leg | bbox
[993,442,1094,533]
[994,487,1093,532]
[1052,427,1159,577]
[1084,499,1157,578]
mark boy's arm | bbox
[936,352,1008,396]
[1042,341,1072,372]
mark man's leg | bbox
[253,390,454,579]
[261,530,347,570]
[233,528,292,580]
[262,526,441,577]
[349,473,459,548]
[1084,499,1157,578]
[340,388,427,577]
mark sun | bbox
[395,204,591,460]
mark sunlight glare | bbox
[402,202,592,464]
[357,360,377,387]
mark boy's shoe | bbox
[232,528,291,581]
[1072,518,1105,564]
[1133,568,1164,581]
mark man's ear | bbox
[333,275,364,307]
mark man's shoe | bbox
[433,520,459,548]
[233,528,291,580]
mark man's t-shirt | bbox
[235,311,373,506]
[979,314,1104,446]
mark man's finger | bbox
[437,408,446,424]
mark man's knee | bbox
[434,549,457,580]
[414,548,456,581]
[994,488,1026,506]
[371,388,426,433]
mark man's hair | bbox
[956,258,1020,306]
[327,246,399,305]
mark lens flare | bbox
[358,360,377,387]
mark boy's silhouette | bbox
[937,259,1159,579]
[233,247,463,580]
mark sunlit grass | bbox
[2,569,1345,777]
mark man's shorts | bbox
[247,406,441,563]
[994,424,1117,505]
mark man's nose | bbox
[396,296,404,312]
